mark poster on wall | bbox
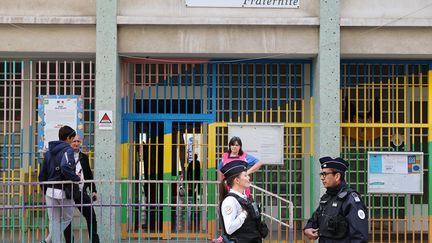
[367,151,423,194]
[38,95,83,151]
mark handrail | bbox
[250,184,294,228]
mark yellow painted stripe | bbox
[340,123,428,128]
[428,70,432,243]
[212,122,312,128]
[163,133,172,173]
[120,143,128,178]
[208,123,216,171]
[309,97,314,155]
[428,69,432,142]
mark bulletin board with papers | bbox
[228,123,284,165]
[367,151,423,194]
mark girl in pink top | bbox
[218,136,262,198]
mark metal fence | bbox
[0,179,293,243]
[340,61,431,242]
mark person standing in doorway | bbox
[38,126,80,243]
[304,156,368,242]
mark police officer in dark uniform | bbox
[219,160,267,243]
[304,157,368,243]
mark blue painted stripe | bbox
[212,64,217,117]
[192,65,196,114]
[221,64,225,121]
[238,64,241,119]
[209,59,313,64]
[89,101,93,151]
[276,63,281,108]
[2,135,6,169]
[123,113,215,122]
[342,59,432,65]
[310,62,313,97]
[293,63,297,100]
[29,125,33,166]
[11,132,15,169]
[269,63,273,110]
[164,121,172,135]
[246,64,249,115]
[229,64,233,120]
[20,129,24,168]
[301,63,305,99]
[253,63,257,115]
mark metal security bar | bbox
[1,180,293,242]
[340,61,431,242]
[0,60,96,243]
[121,58,313,241]
[212,60,313,242]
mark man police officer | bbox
[304,156,368,243]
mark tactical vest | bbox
[316,187,354,239]
[220,193,262,242]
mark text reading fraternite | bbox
[243,0,299,8]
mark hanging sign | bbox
[186,0,300,9]
[98,110,113,130]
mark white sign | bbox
[38,96,81,151]
[228,123,284,165]
[186,0,300,9]
[98,110,113,130]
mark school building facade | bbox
[1,0,432,242]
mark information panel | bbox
[38,95,83,151]
[367,151,423,194]
[228,123,284,165]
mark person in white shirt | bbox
[219,160,263,243]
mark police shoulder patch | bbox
[357,209,366,219]
[351,192,361,202]
[224,206,233,215]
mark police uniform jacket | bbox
[304,181,368,243]
[221,189,262,242]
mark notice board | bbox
[367,151,423,194]
[228,123,284,165]
[38,95,83,151]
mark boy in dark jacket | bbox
[39,126,81,243]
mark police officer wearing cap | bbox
[304,157,368,243]
[219,160,265,243]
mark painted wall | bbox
[0,25,95,54]
[0,0,95,16]
[118,25,318,56]
[0,0,432,58]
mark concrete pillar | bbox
[95,0,121,241]
[312,0,340,206]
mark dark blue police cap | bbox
[319,156,348,172]
[220,160,248,179]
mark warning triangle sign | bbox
[100,113,112,123]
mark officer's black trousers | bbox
[64,192,100,243]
